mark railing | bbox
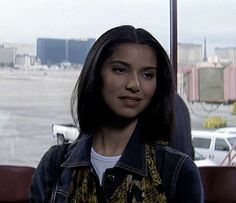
[220,145,236,166]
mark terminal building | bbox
[36,38,95,66]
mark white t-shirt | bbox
[91,147,121,185]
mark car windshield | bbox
[227,137,236,147]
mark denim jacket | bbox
[30,128,204,203]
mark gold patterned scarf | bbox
[69,144,167,203]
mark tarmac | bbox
[0,69,235,167]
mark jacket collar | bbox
[115,125,148,176]
[62,125,148,176]
[62,134,93,167]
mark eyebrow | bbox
[109,60,129,66]
[109,60,157,70]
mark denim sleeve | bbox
[30,146,57,203]
[174,157,204,203]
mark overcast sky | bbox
[1,0,236,55]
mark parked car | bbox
[194,151,217,167]
[52,124,79,144]
[215,127,236,135]
[192,130,236,165]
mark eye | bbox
[112,66,127,74]
[141,71,156,79]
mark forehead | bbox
[109,43,157,65]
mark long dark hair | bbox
[71,25,175,143]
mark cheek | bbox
[143,82,157,99]
[102,78,114,93]
[101,77,118,102]
[102,74,123,93]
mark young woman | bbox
[30,25,203,203]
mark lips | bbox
[119,96,141,107]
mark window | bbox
[215,139,229,151]
[192,138,211,149]
[0,0,170,167]
[227,137,236,147]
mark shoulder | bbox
[158,145,200,182]
[154,144,198,183]
[154,144,203,202]
[154,144,197,172]
[155,144,189,162]
[35,142,75,173]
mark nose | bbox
[125,73,140,93]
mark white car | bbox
[192,130,236,165]
[194,151,217,167]
[215,127,236,135]
[52,124,79,144]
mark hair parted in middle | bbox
[71,25,175,143]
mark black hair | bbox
[71,25,175,143]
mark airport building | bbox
[67,39,95,64]
[37,38,66,65]
[0,47,15,66]
[215,47,236,66]
[37,38,95,66]
[178,43,202,68]
[0,43,36,68]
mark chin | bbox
[106,107,141,122]
[116,112,140,120]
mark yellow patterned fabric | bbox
[70,144,167,203]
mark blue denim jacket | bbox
[30,128,204,203]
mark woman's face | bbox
[100,43,157,119]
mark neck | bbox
[92,119,138,156]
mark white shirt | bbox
[91,147,121,185]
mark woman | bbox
[30,25,203,202]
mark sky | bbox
[1,0,236,55]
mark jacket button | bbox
[107,174,115,182]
